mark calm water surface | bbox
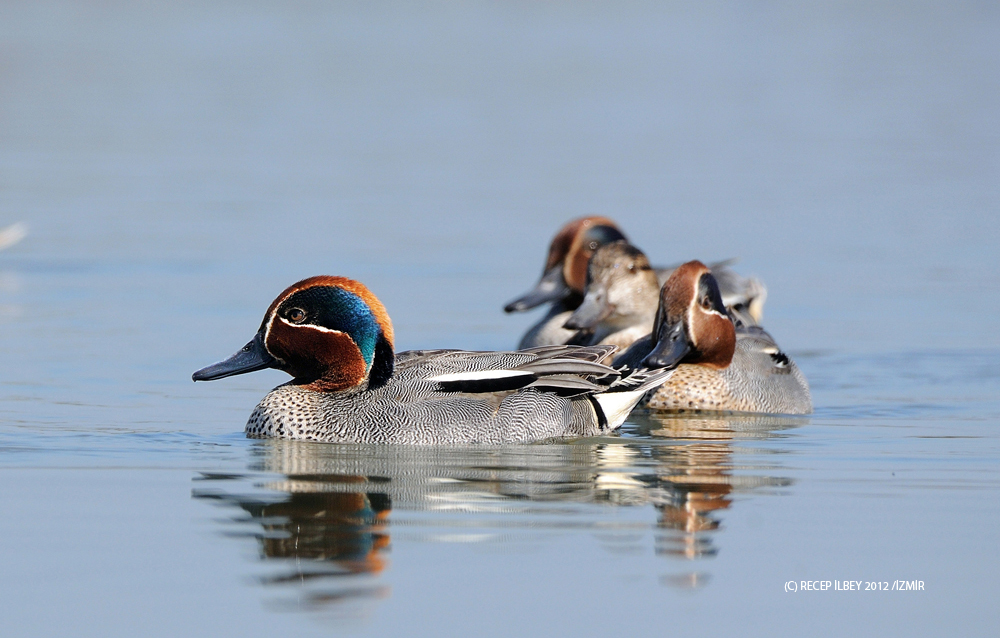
[1,2,999,636]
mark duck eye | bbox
[701,296,714,310]
[287,308,306,323]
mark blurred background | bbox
[1,2,998,636]
[3,2,997,359]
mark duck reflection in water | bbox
[634,411,804,563]
[193,415,803,606]
[194,471,393,610]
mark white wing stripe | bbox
[427,370,533,383]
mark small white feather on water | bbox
[0,223,27,251]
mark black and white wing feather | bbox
[426,345,621,395]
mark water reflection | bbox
[634,412,805,564]
[195,472,392,613]
[193,413,805,608]
[0,270,23,321]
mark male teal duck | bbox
[193,276,673,444]
[614,261,812,414]
[506,217,767,349]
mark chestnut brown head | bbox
[641,261,736,371]
[193,276,396,392]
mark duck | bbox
[504,216,629,349]
[565,241,770,350]
[192,275,674,444]
[505,217,767,349]
[613,261,812,415]
[563,240,661,349]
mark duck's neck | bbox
[366,334,395,389]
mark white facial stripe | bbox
[263,293,347,366]
[690,268,728,318]
[686,283,728,346]
[264,285,311,340]
[262,311,287,366]
[277,317,344,335]
[689,301,730,348]
[686,296,698,347]
[701,307,728,319]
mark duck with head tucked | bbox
[506,217,767,349]
[193,276,673,444]
[614,261,812,415]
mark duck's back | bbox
[246,349,605,444]
[645,327,812,415]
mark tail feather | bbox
[520,344,618,364]
[608,367,674,393]
[594,368,674,430]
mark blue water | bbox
[1,2,999,636]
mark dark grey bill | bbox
[192,331,276,381]
[503,265,570,313]
[640,320,691,370]
[563,288,610,330]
